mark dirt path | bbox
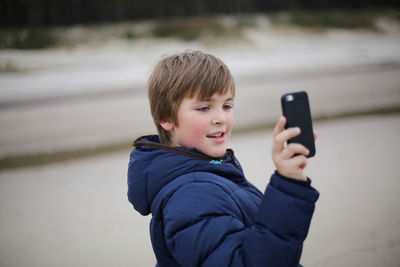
[0,113,399,266]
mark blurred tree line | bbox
[2,0,399,27]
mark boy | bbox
[127,50,319,266]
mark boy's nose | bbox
[212,110,227,125]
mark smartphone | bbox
[281,91,316,158]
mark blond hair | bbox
[148,50,235,144]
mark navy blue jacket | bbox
[127,135,319,267]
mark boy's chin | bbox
[203,147,228,158]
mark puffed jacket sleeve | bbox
[161,171,319,267]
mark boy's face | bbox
[166,90,234,158]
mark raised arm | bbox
[162,173,319,267]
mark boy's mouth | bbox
[207,132,225,138]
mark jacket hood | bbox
[127,135,245,215]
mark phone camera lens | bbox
[286,95,294,102]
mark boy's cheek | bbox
[227,118,234,136]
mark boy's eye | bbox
[197,106,210,111]
[223,104,233,110]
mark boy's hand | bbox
[272,116,315,181]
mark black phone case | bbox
[281,91,316,157]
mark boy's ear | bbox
[159,121,174,132]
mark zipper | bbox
[209,159,224,165]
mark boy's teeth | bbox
[208,133,223,138]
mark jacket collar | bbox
[133,135,239,168]
[128,135,244,215]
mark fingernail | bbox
[295,127,301,133]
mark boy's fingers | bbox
[273,116,286,137]
[314,131,318,141]
[274,127,301,146]
[272,117,287,156]
[289,155,308,173]
[281,143,309,159]
[272,127,301,158]
[296,155,308,169]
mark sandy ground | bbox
[1,22,400,266]
[0,113,399,267]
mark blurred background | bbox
[1,1,400,266]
